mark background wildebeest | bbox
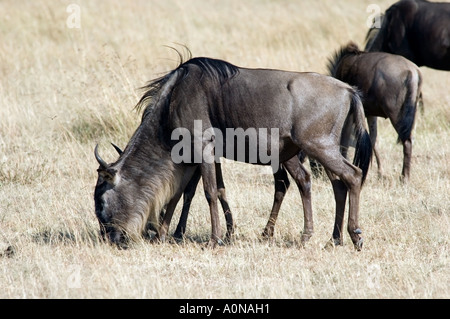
[328,42,423,181]
[365,0,450,70]
[94,56,372,250]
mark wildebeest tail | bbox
[349,89,373,185]
[396,70,420,144]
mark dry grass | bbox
[0,0,448,299]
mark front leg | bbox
[215,162,234,241]
[157,165,198,242]
[200,162,223,248]
[262,165,289,238]
[157,192,182,243]
[173,166,202,239]
[283,156,313,244]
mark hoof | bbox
[223,236,231,245]
[324,238,342,250]
[224,230,234,244]
[206,240,216,249]
[354,237,364,251]
[116,242,129,250]
[158,234,166,243]
[173,235,184,244]
[353,229,363,251]
[0,245,15,258]
[150,234,165,244]
[173,232,183,240]
[261,227,274,238]
[399,175,409,184]
[206,237,224,249]
[300,233,312,245]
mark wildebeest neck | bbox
[114,121,183,234]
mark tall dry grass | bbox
[0,0,448,299]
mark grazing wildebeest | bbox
[365,0,450,70]
[94,56,372,249]
[328,42,423,181]
[108,143,234,240]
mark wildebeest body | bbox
[168,67,352,163]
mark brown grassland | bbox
[0,0,448,299]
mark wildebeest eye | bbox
[97,168,117,183]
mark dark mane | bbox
[327,42,364,77]
[135,54,239,118]
[184,57,240,85]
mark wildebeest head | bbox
[93,144,141,247]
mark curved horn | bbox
[94,144,108,169]
[111,143,123,155]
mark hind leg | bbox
[392,111,414,183]
[401,138,412,182]
[345,163,364,250]
[313,149,364,250]
[391,117,413,183]
[367,116,383,178]
[325,170,348,246]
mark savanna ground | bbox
[0,0,448,299]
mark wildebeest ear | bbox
[97,167,117,183]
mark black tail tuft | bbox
[353,129,372,185]
[350,90,373,185]
[396,71,418,144]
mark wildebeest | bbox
[328,42,422,181]
[94,56,372,249]
[365,0,450,70]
